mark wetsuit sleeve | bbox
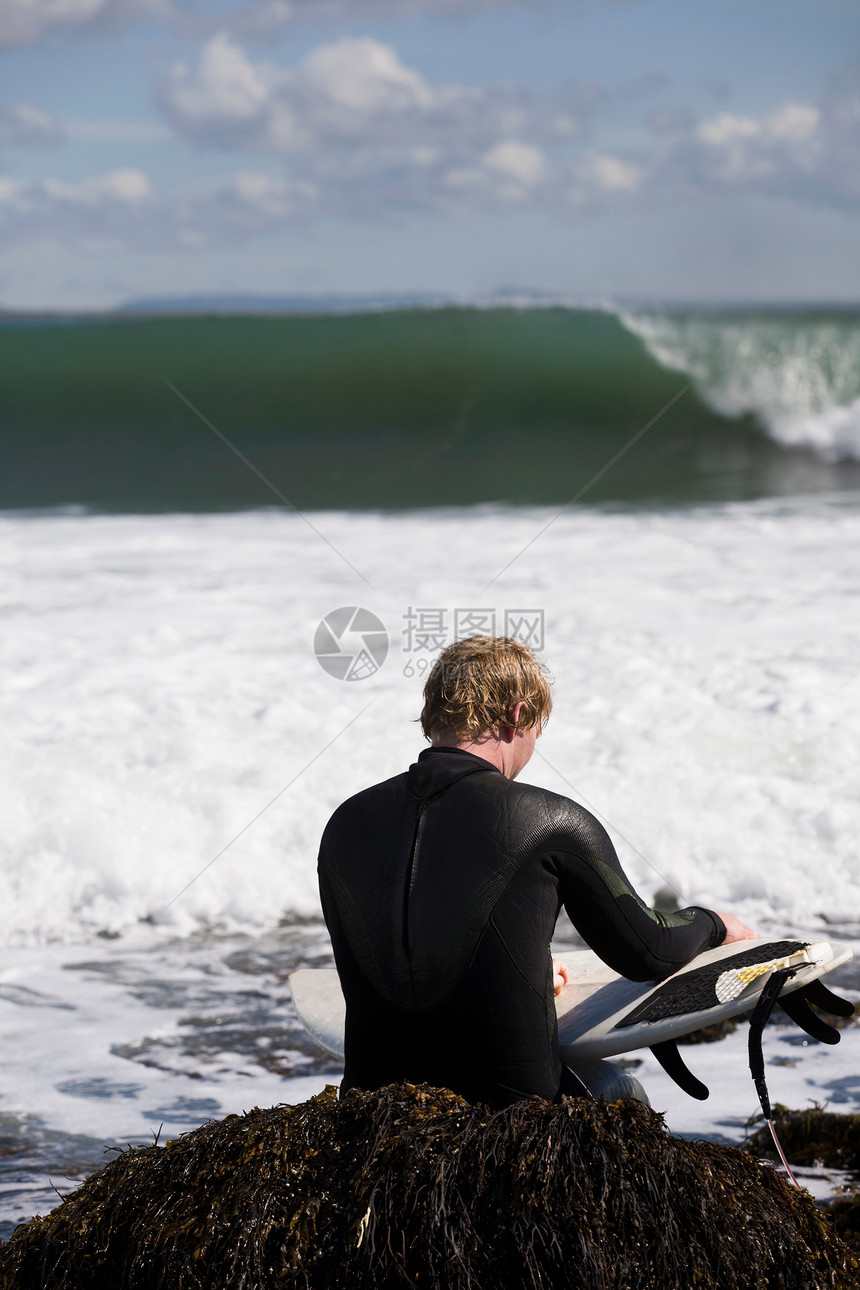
[551,811,725,982]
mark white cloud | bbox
[0,177,27,204]
[1,102,171,149]
[442,141,548,206]
[47,167,152,203]
[765,102,820,144]
[0,102,64,146]
[159,32,589,155]
[484,140,546,187]
[229,168,313,215]
[1,166,150,209]
[153,42,860,225]
[697,113,759,147]
[159,33,505,154]
[165,32,274,134]
[696,103,821,150]
[662,93,858,207]
[0,165,319,249]
[1,0,103,45]
[2,66,857,257]
[0,0,600,47]
[300,37,433,112]
[0,0,166,47]
[0,167,154,244]
[158,33,598,217]
[579,152,641,192]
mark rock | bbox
[746,1105,860,1175]
[1,1084,856,1289]
[746,1103,860,1263]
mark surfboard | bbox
[290,967,347,1060]
[555,937,853,1063]
[289,938,854,1070]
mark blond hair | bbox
[420,636,552,741]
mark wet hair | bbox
[419,636,552,741]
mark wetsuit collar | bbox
[407,746,502,800]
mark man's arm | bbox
[551,806,733,981]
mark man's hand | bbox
[715,911,760,945]
[552,958,570,997]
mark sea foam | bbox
[619,308,860,460]
[3,497,860,947]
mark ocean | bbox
[4,303,860,512]
[2,302,860,1234]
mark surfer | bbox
[317,635,756,1109]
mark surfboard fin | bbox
[778,990,842,1045]
[799,979,855,1018]
[649,1040,709,1100]
[649,973,853,1107]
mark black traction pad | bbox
[615,940,808,1029]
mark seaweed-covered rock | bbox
[747,1105,860,1174]
[745,1104,860,1261]
[830,1193,860,1256]
[1,1084,857,1290]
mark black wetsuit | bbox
[317,746,725,1108]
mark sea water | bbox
[3,300,860,1233]
[4,304,860,512]
[2,494,860,1232]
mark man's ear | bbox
[502,700,526,740]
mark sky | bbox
[0,0,858,310]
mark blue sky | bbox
[1,0,858,308]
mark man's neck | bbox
[430,727,535,780]
[430,733,503,770]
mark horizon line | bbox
[2,288,860,321]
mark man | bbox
[317,636,755,1109]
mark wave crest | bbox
[619,309,860,461]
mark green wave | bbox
[3,306,859,511]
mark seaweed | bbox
[746,1106,860,1174]
[1,1083,857,1290]
[830,1194,860,1255]
[745,1105,860,1264]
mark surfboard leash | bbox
[747,967,801,1188]
[642,956,853,1189]
[748,968,854,1189]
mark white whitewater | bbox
[2,496,860,1231]
[619,308,860,460]
[2,497,859,944]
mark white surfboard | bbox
[289,938,854,1066]
[555,937,853,1063]
[289,967,348,1060]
